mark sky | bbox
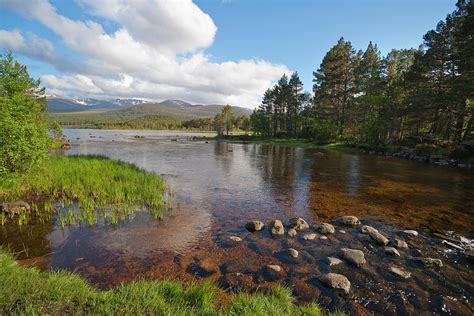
[0,0,457,108]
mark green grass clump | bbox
[0,249,327,315]
[0,155,169,225]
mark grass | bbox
[0,155,171,226]
[0,249,328,315]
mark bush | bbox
[414,143,437,156]
[0,52,50,175]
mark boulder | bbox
[384,246,401,256]
[245,220,265,232]
[368,230,389,245]
[360,225,379,235]
[318,223,335,234]
[319,273,351,293]
[288,217,309,232]
[1,201,30,214]
[339,216,361,226]
[328,256,343,266]
[287,228,297,237]
[302,233,318,240]
[339,248,366,267]
[270,220,285,236]
[389,266,411,279]
[392,238,408,249]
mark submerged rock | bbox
[288,217,309,232]
[195,259,219,276]
[320,273,351,293]
[389,266,411,279]
[320,235,328,240]
[264,264,284,281]
[415,257,443,268]
[339,216,361,226]
[270,220,285,236]
[287,248,299,258]
[1,201,30,214]
[392,238,408,249]
[361,225,379,235]
[318,223,335,234]
[302,233,318,240]
[339,248,366,267]
[228,236,242,242]
[384,246,401,256]
[245,220,265,232]
[328,256,343,266]
[288,228,297,237]
[403,230,419,237]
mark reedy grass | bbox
[0,249,329,315]
[0,155,170,226]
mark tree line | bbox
[251,0,473,146]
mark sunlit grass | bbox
[0,249,329,315]
[0,155,171,226]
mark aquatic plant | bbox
[0,155,171,226]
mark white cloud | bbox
[0,0,289,107]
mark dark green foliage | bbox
[0,52,51,175]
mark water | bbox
[1,129,473,315]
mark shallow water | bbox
[1,129,473,315]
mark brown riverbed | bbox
[1,129,473,315]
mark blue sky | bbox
[0,0,456,107]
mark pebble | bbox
[384,246,401,256]
[339,248,366,267]
[270,219,285,236]
[392,238,408,249]
[266,264,282,272]
[368,230,389,245]
[245,220,265,232]
[416,257,443,268]
[228,236,242,242]
[403,230,419,237]
[303,233,318,240]
[339,215,361,226]
[339,230,346,234]
[320,235,328,240]
[288,228,297,237]
[287,248,299,258]
[328,256,343,266]
[389,266,411,279]
[288,217,310,232]
[318,223,336,234]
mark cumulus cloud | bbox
[0,0,289,107]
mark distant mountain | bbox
[47,96,148,113]
[159,99,195,109]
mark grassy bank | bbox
[0,250,328,315]
[0,155,169,225]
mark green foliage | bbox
[0,249,326,315]
[0,51,51,175]
[414,143,438,156]
[0,155,168,225]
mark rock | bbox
[384,246,401,256]
[403,230,418,237]
[287,228,297,237]
[1,201,30,214]
[319,273,351,294]
[368,230,389,245]
[339,230,346,234]
[389,266,411,279]
[339,248,366,267]
[328,256,343,266]
[415,257,443,268]
[361,225,379,235]
[320,235,328,240]
[288,217,309,231]
[339,215,361,226]
[302,233,318,240]
[264,264,284,281]
[270,220,285,236]
[224,257,261,274]
[287,248,299,258]
[392,238,408,249]
[245,220,265,232]
[195,259,219,276]
[228,236,242,242]
[318,223,335,234]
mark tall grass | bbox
[0,155,171,225]
[0,249,326,315]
